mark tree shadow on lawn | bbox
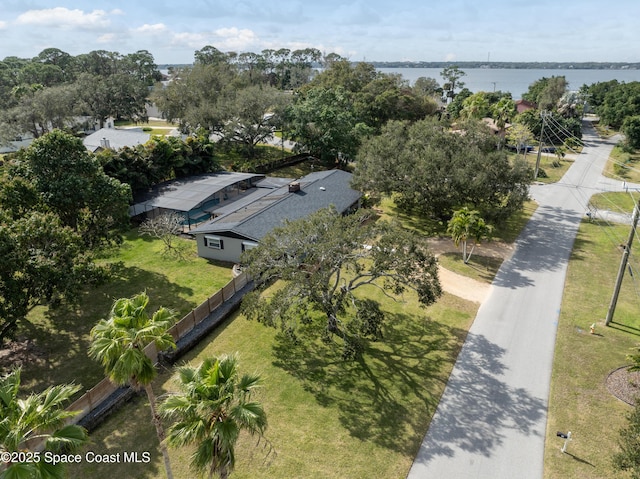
[271,312,467,456]
[20,265,196,395]
[568,226,592,262]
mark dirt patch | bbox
[427,238,509,304]
[606,366,640,406]
[438,266,491,304]
[0,339,46,372]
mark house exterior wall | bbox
[196,234,247,263]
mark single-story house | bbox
[83,127,151,152]
[0,137,34,154]
[481,117,510,137]
[515,99,537,114]
[191,169,362,263]
[129,172,268,229]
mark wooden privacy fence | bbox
[65,272,249,425]
[249,153,317,174]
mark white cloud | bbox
[135,23,168,34]
[171,32,210,49]
[97,33,116,43]
[171,27,259,51]
[15,8,111,29]
[213,27,257,50]
[0,21,7,29]
[445,53,457,62]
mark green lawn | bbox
[378,196,538,245]
[516,151,574,184]
[68,283,478,479]
[544,209,640,478]
[12,230,232,395]
[603,145,640,183]
[437,253,503,284]
[589,191,640,214]
[19,178,541,478]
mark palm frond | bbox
[45,424,88,452]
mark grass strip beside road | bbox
[603,145,640,183]
[544,215,640,479]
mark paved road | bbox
[407,123,620,479]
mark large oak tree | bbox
[7,129,131,248]
[241,207,441,359]
[352,118,531,223]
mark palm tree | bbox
[160,354,267,479]
[447,207,493,264]
[461,92,490,119]
[492,97,516,131]
[89,292,176,479]
[0,368,88,478]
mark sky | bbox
[1,0,639,65]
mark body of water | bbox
[379,67,640,99]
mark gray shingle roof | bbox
[192,169,362,241]
[83,128,150,152]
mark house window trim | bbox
[204,235,224,250]
[241,241,258,252]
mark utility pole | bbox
[533,111,550,180]
[605,204,640,326]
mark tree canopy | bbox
[441,65,466,102]
[447,207,493,263]
[522,76,569,111]
[0,48,160,142]
[623,115,640,149]
[0,130,132,342]
[241,207,441,359]
[6,130,131,248]
[0,211,98,343]
[353,118,531,223]
[595,81,640,129]
[97,133,219,196]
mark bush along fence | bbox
[67,271,252,431]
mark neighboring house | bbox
[515,99,537,114]
[192,169,362,263]
[83,127,150,152]
[129,172,268,229]
[0,137,34,154]
[481,117,510,137]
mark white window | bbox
[242,241,258,252]
[204,235,224,250]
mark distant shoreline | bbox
[369,61,640,70]
[158,61,640,71]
